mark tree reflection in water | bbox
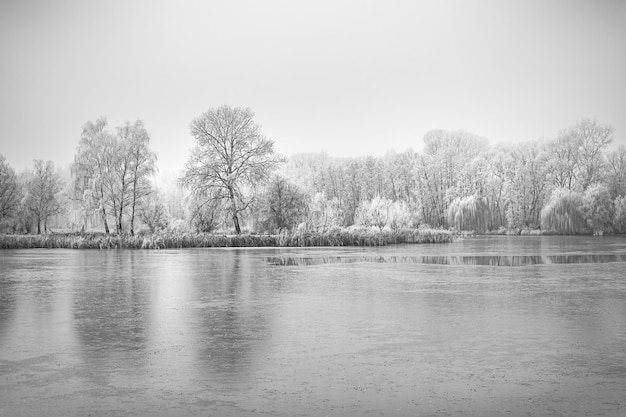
[72,251,150,385]
[188,250,274,383]
[267,253,626,267]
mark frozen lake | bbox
[1,236,625,416]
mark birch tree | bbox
[74,118,113,233]
[74,118,156,234]
[117,120,157,235]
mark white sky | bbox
[1,0,625,176]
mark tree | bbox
[118,120,157,235]
[74,118,114,233]
[545,134,579,190]
[554,119,614,190]
[74,117,157,234]
[257,175,308,233]
[447,195,490,233]
[613,196,626,233]
[505,141,549,229]
[0,154,21,221]
[572,119,613,189]
[582,184,614,234]
[306,192,341,232]
[356,196,392,230]
[25,160,64,233]
[417,129,489,226]
[606,145,626,198]
[138,191,168,233]
[540,188,585,234]
[181,105,284,234]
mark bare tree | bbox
[139,191,168,233]
[185,191,224,233]
[258,175,309,232]
[0,154,21,221]
[25,160,64,233]
[181,105,284,234]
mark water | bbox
[1,236,625,416]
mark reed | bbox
[0,227,452,250]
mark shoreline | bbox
[0,228,452,250]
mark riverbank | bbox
[0,227,452,249]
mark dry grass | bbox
[0,227,452,249]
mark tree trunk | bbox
[37,215,41,234]
[130,179,138,236]
[229,186,241,234]
[118,205,124,234]
[130,203,136,236]
[102,206,110,234]
[232,212,241,234]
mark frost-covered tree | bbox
[355,196,391,230]
[306,192,341,232]
[505,141,549,229]
[257,175,308,233]
[613,196,626,233]
[540,188,585,234]
[181,106,283,234]
[582,184,614,234]
[25,160,64,234]
[447,195,490,233]
[118,120,157,235]
[0,154,21,221]
[185,192,225,233]
[74,118,157,234]
[139,192,169,233]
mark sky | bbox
[1,0,625,177]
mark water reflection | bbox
[186,251,273,382]
[72,251,150,383]
[0,269,17,341]
[0,251,76,357]
[267,253,626,267]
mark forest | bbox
[1,106,626,240]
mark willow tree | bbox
[181,105,283,234]
[540,188,585,234]
[447,195,490,233]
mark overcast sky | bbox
[1,0,625,175]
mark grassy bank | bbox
[0,227,452,250]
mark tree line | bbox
[1,106,625,235]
